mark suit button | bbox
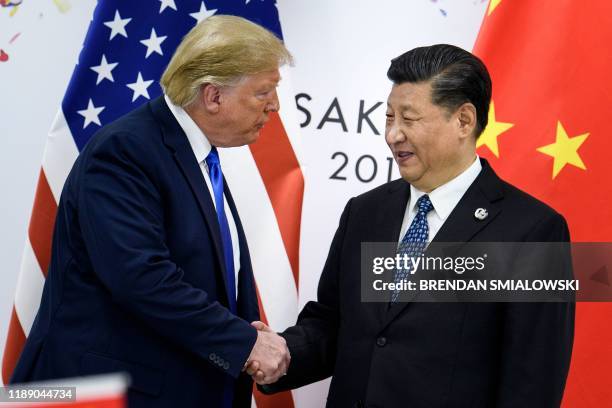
[209,353,216,360]
[376,337,387,347]
[223,362,230,370]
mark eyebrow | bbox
[386,102,419,113]
[268,77,282,87]
[257,79,281,90]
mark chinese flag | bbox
[473,1,612,406]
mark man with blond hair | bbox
[10,15,291,408]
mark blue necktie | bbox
[391,195,434,302]
[205,147,237,314]
[206,147,237,408]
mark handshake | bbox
[243,321,291,385]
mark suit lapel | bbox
[223,179,259,321]
[149,97,232,306]
[381,159,505,329]
[432,160,503,243]
[371,181,411,324]
[371,181,411,243]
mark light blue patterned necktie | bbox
[391,194,434,302]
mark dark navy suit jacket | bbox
[263,160,575,408]
[11,97,260,408]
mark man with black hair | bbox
[254,44,574,407]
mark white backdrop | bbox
[0,1,487,406]
[0,0,97,363]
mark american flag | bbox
[1,1,303,407]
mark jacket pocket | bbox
[79,351,164,396]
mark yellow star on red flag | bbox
[477,101,513,158]
[488,0,502,16]
[536,121,589,179]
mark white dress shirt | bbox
[164,95,241,298]
[398,157,482,243]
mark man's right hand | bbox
[245,321,290,384]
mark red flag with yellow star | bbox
[473,0,612,405]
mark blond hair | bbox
[161,15,293,107]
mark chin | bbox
[399,167,420,182]
[399,173,415,184]
[401,172,431,191]
[231,132,260,147]
[249,130,261,143]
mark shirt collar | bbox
[164,94,212,164]
[409,156,482,221]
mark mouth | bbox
[255,119,269,130]
[394,150,415,163]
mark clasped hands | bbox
[243,321,290,385]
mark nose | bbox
[385,120,405,145]
[265,90,280,113]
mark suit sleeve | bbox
[77,132,256,379]
[260,199,353,394]
[495,212,575,407]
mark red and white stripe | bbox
[2,110,77,384]
[0,373,129,407]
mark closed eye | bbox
[256,87,277,100]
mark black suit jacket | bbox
[263,159,574,408]
[11,97,260,408]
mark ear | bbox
[201,83,221,113]
[456,102,477,139]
